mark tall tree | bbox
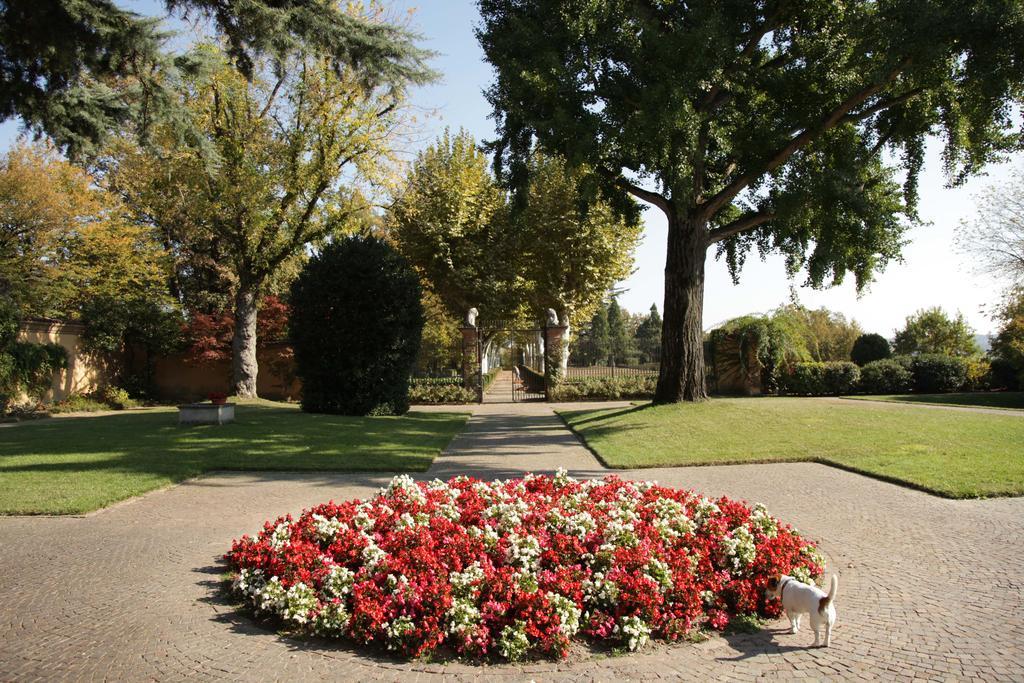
[606,298,631,365]
[0,142,169,318]
[0,0,435,157]
[579,303,611,366]
[388,129,511,320]
[518,153,642,339]
[388,131,641,335]
[893,307,979,357]
[635,304,662,364]
[990,288,1024,386]
[958,165,1024,287]
[477,0,1024,402]
[105,41,412,397]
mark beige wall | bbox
[17,320,301,403]
[17,319,116,402]
[149,342,300,402]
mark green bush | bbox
[408,382,476,404]
[859,359,914,394]
[910,354,968,393]
[101,385,139,410]
[290,237,424,416]
[550,375,656,401]
[850,333,891,366]
[780,361,860,395]
[51,393,110,413]
[989,357,1021,390]
[410,376,463,387]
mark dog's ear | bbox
[767,577,779,590]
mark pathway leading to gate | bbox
[1,401,1022,681]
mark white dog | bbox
[764,574,839,647]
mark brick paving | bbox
[1,401,1023,680]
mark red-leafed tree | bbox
[184,296,290,365]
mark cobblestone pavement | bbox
[1,402,1022,681]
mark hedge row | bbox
[780,354,978,396]
[408,367,502,404]
[549,375,657,401]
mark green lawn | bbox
[844,391,1024,411]
[0,401,469,515]
[560,398,1024,498]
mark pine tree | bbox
[607,298,631,366]
[635,304,662,365]
[582,304,610,366]
[0,0,435,157]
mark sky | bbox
[3,0,1020,337]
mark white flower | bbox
[284,582,318,625]
[546,592,581,636]
[383,615,415,649]
[497,621,531,661]
[311,514,344,542]
[504,532,543,570]
[616,615,651,651]
[256,576,287,612]
[384,474,427,504]
[693,497,721,526]
[361,541,387,570]
[721,524,757,571]
[269,521,291,551]
[582,572,619,606]
[324,565,355,598]
[749,503,778,538]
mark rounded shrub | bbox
[859,359,913,394]
[850,333,891,366]
[910,354,968,393]
[290,236,423,415]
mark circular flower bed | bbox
[225,472,824,661]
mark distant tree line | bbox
[571,299,662,367]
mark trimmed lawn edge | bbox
[555,409,1021,501]
[841,395,1024,412]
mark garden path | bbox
[0,401,1022,681]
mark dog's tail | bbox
[818,575,839,614]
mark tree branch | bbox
[697,7,783,114]
[840,87,924,125]
[701,59,912,218]
[707,210,775,243]
[597,166,672,214]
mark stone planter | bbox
[178,402,235,425]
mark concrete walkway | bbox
[1,401,1022,681]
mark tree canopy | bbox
[893,307,979,357]
[477,0,1024,402]
[0,143,170,318]
[103,42,412,396]
[387,130,641,329]
[0,0,436,157]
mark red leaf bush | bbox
[225,472,824,661]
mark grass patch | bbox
[844,391,1024,411]
[559,397,1024,498]
[0,400,469,515]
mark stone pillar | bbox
[543,324,568,401]
[461,325,481,402]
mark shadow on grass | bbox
[0,404,469,513]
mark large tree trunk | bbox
[232,286,259,398]
[654,213,709,403]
